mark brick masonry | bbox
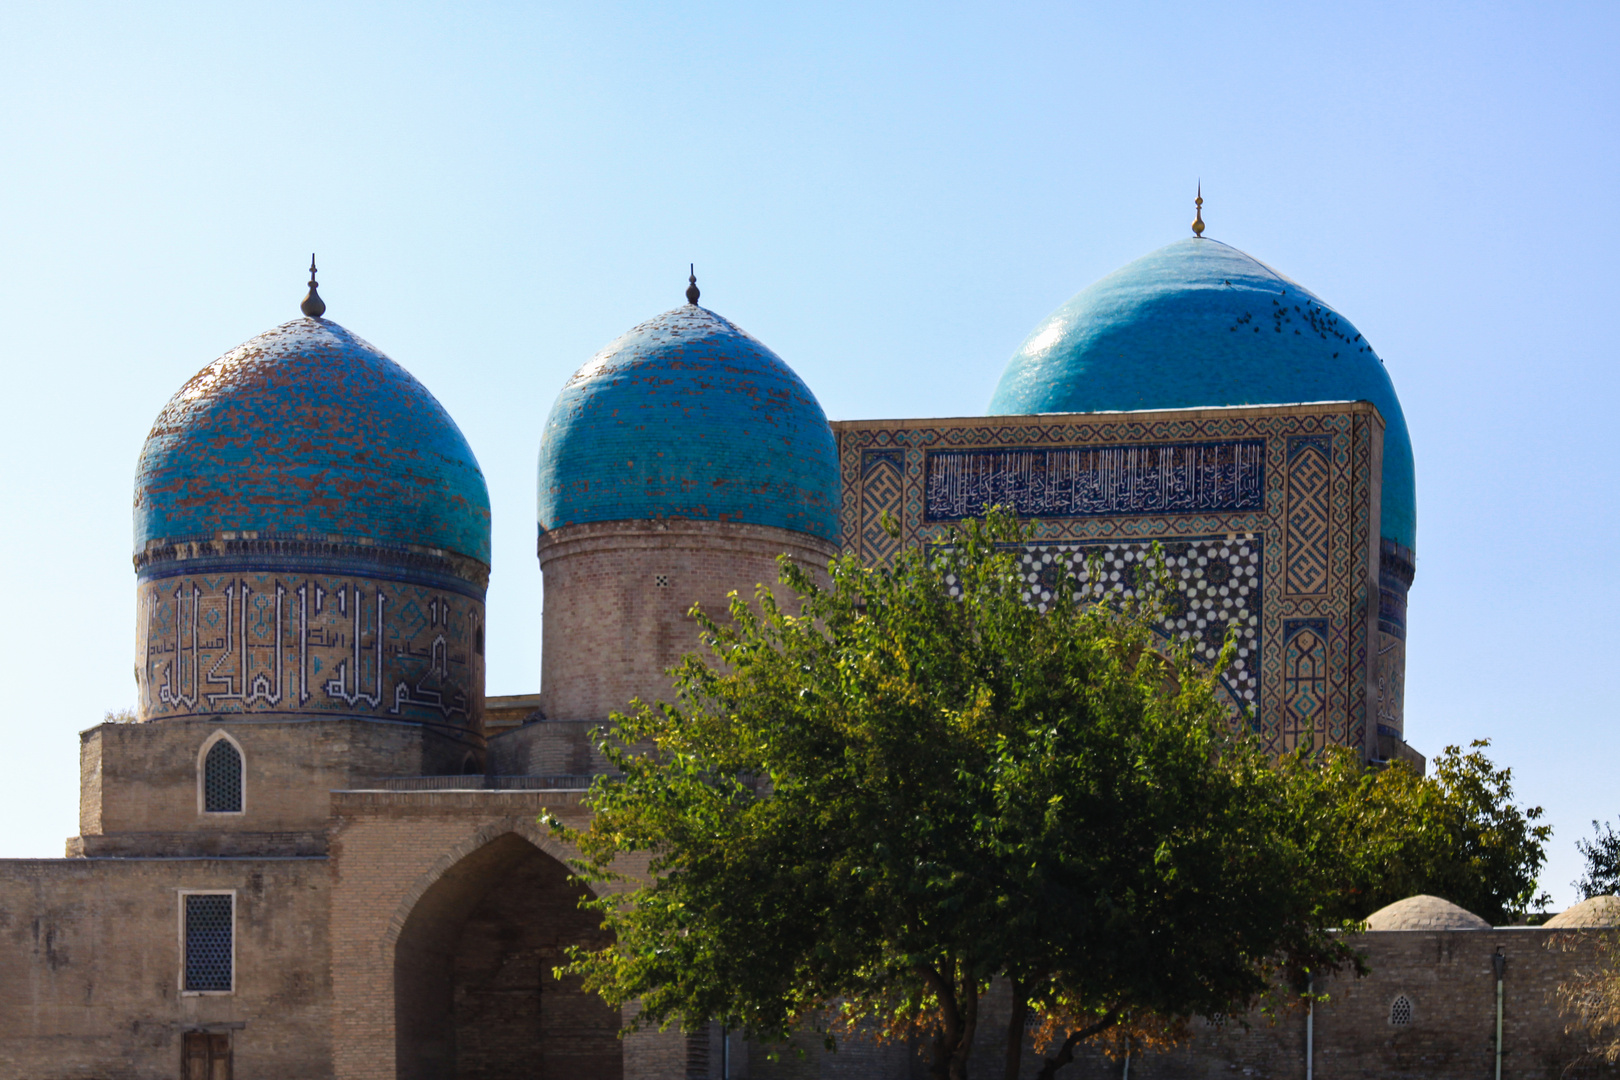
[537,519,837,722]
[0,854,330,1079]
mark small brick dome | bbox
[537,303,838,543]
[135,317,491,564]
[1544,895,1620,929]
[1364,895,1491,931]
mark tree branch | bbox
[1035,1014,1118,1080]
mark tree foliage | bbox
[1576,819,1620,901]
[1277,739,1551,926]
[1556,931,1620,1070]
[548,510,1356,1080]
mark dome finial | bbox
[686,264,701,305]
[1191,182,1206,238]
[301,254,326,318]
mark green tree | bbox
[1576,819,1620,900]
[548,510,1355,1080]
[1280,740,1551,925]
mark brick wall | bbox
[537,520,837,722]
[486,719,618,778]
[0,855,330,1079]
[327,787,688,1080]
[76,717,477,857]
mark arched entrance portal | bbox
[394,833,621,1080]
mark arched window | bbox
[201,736,243,814]
[1390,994,1414,1026]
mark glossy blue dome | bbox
[538,304,838,543]
[135,317,491,564]
[988,238,1415,552]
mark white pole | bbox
[1494,949,1507,1080]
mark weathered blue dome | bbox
[988,238,1416,552]
[135,318,491,564]
[538,304,838,543]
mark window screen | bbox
[1390,994,1413,1026]
[204,740,242,813]
[184,894,233,992]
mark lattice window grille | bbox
[184,894,233,992]
[204,740,242,813]
[1390,994,1413,1026]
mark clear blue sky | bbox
[1,2,1614,908]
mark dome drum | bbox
[536,518,837,722]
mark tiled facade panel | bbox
[537,520,838,723]
[834,404,1386,757]
[136,567,485,730]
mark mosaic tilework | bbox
[834,404,1384,755]
[1375,539,1415,736]
[1285,437,1332,596]
[984,237,1416,554]
[943,538,1263,712]
[137,567,483,728]
[858,450,905,565]
[537,304,840,543]
[1282,619,1330,751]
[923,440,1264,521]
[135,318,491,564]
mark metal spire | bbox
[301,255,326,318]
[686,264,700,305]
[1191,183,1206,238]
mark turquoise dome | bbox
[538,304,839,543]
[988,238,1415,552]
[135,318,491,564]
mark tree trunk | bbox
[925,965,962,1080]
[1003,979,1028,1080]
[923,961,981,1080]
[951,977,979,1080]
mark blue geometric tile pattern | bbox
[538,304,839,543]
[135,318,491,564]
[987,238,1416,553]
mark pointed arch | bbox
[381,818,598,952]
[196,730,245,815]
[388,823,620,1080]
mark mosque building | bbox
[1,212,1611,1079]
